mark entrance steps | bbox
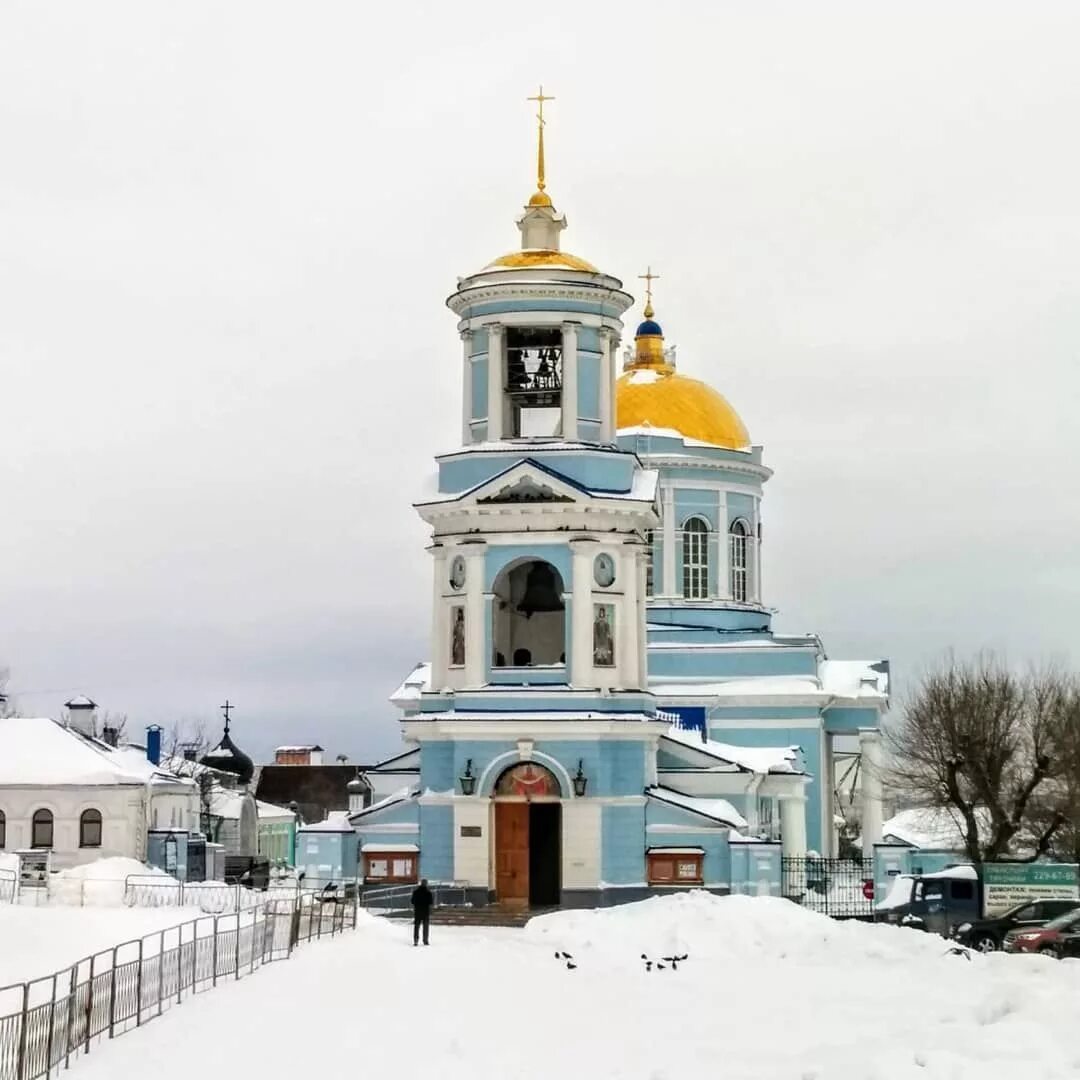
[402,905,557,929]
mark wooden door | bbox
[495,801,529,907]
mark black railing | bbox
[0,894,355,1080]
[782,857,876,920]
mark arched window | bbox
[32,809,54,849]
[0,810,6,849]
[645,530,655,597]
[682,517,709,599]
[79,809,103,848]
[729,519,750,602]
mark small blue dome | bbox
[636,319,663,337]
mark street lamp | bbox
[459,759,477,796]
[572,760,588,797]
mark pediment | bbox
[477,475,574,505]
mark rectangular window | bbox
[729,529,749,602]
[682,522,709,600]
[363,852,417,885]
[647,851,704,886]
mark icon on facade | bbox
[593,603,615,667]
[450,606,466,667]
[593,553,616,588]
[449,555,466,590]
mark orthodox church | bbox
[354,98,888,907]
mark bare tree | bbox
[886,655,1079,863]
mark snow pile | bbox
[525,891,952,967]
[52,857,168,906]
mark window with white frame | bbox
[729,519,749,602]
[682,517,709,599]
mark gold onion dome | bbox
[616,299,750,450]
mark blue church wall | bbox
[823,706,882,733]
[437,451,636,496]
[727,492,755,527]
[470,356,488,419]
[649,648,817,679]
[643,820,732,886]
[356,828,417,852]
[646,608,776,633]
[577,352,601,419]
[577,326,601,352]
[461,298,626,320]
[601,804,646,884]
[357,799,419,827]
[658,466,765,492]
[420,742,455,792]
[485,544,572,590]
[674,489,718,529]
[469,328,489,354]
[418,804,454,881]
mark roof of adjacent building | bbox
[255,764,372,826]
[0,716,166,787]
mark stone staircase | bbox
[394,905,556,928]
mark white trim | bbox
[708,716,825,730]
[404,720,670,739]
[476,750,574,797]
[354,823,420,834]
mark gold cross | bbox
[638,266,660,317]
[527,85,555,192]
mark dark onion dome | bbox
[201,728,254,785]
[636,319,663,337]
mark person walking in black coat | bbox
[411,879,434,946]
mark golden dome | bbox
[527,190,553,207]
[486,249,599,272]
[616,313,750,449]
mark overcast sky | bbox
[2,2,1078,762]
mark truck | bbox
[875,861,1079,943]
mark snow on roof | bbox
[390,662,431,706]
[656,676,827,699]
[109,745,196,788]
[64,695,97,708]
[208,790,295,822]
[647,846,706,855]
[0,716,154,787]
[275,745,324,752]
[921,863,977,881]
[350,786,418,820]
[298,811,355,833]
[661,724,801,775]
[646,786,747,829]
[878,807,987,850]
[361,842,419,853]
[819,660,889,700]
[412,710,662,724]
[617,424,755,453]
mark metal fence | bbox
[0,873,14,905]
[782,857,876,919]
[359,882,471,917]
[0,894,355,1080]
[121,876,303,914]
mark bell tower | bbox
[414,91,660,707]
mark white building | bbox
[0,715,198,870]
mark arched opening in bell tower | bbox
[505,327,563,437]
[491,559,566,670]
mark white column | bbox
[619,547,639,689]
[461,330,473,445]
[779,794,808,858]
[859,729,885,850]
[715,490,730,599]
[487,324,504,442]
[561,321,578,442]
[752,496,762,604]
[430,546,449,691]
[598,328,614,443]
[822,734,837,857]
[570,542,594,687]
[661,484,676,597]
[635,547,648,687]
[463,544,487,686]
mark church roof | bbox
[201,728,254,785]
[645,786,747,829]
[660,725,802,775]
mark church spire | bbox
[526,85,555,207]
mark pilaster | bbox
[561,321,579,441]
[599,327,615,443]
[462,543,487,686]
[570,541,595,687]
[429,546,450,691]
[461,329,474,445]
[486,324,504,442]
[661,483,676,597]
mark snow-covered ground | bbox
[57,892,1080,1080]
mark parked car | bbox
[1057,931,1080,960]
[876,865,980,937]
[953,899,1080,952]
[1002,907,1080,955]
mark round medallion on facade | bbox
[449,555,466,590]
[593,553,616,588]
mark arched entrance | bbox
[493,762,562,908]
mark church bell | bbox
[517,562,565,618]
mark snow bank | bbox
[52,857,168,906]
[525,891,951,968]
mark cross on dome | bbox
[638,266,660,319]
[526,85,555,201]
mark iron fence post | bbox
[211,917,219,987]
[45,972,58,1079]
[64,966,77,1070]
[106,952,116,1041]
[135,939,144,1027]
[234,915,241,980]
[157,931,164,1016]
[16,983,29,1080]
[176,926,183,1004]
